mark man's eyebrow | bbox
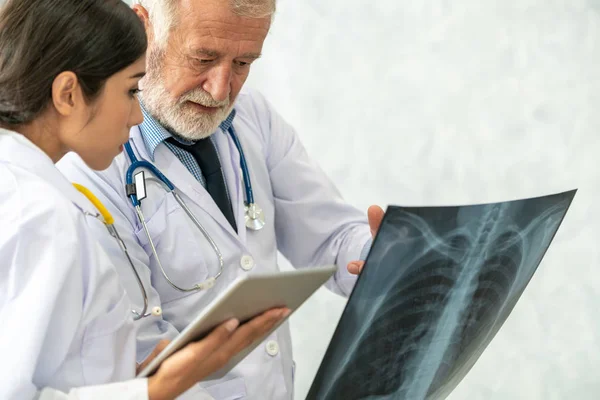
[239,52,262,59]
[192,48,261,59]
[192,48,220,57]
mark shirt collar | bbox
[138,103,237,161]
[219,108,236,132]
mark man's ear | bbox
[132,5,154,41]
[51,71,81,117]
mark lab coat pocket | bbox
[134,193,210,303]
[80,293,137,384]
[205,377,247,400]
[133,190,175,248]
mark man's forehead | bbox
[171,19,269,56]
[172,15,270,48]
[177,0,271,30]
[165,0,271,55]
[170,28,267,58]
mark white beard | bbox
[140,55,233,140]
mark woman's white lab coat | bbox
[0,130,148,399]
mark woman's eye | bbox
[129,88,141,97]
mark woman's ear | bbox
[51,71,81,117]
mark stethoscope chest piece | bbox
[245,203,265,230]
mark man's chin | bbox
[151,104,229,140]
[169,120,221,141]
[184,101,225,115]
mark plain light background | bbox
[127,0,600,398]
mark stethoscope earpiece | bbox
[196,277,216,291]
[151,307,162,317]
[132,306,163,320]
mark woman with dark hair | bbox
[0,0,285,399]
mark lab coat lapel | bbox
[129,128,240,241]
[211,129,246,244]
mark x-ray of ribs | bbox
[320,204,531,400]
[307,192,574,400]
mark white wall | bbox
[128,0,600,398]
[246,1,600,399]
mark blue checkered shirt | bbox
[138,104,236,188]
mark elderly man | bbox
[58,0,382,398]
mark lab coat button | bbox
[240,255,255,271]
[266,340,279,356]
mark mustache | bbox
[179,90,229,108]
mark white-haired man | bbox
[58,0,383,398]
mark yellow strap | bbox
[72,183,115,225]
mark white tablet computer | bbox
[136,265,337,379]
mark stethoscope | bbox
[122,124,265,294]
[73,183,162,320]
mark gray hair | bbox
[135,0,276,46]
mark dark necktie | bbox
[166,136,237,232]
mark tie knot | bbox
[164,136,238,231]
[166,137,220,176]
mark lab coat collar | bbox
[0,129,102,216]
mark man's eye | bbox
[188,58,213,68]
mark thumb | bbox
[367,205,385,237]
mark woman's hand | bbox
[147,307,289,400]
[137,339,171,376]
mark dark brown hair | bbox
[0,0,147,126]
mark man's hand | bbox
[347,205,384,275]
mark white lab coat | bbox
[0,131,147,399]
[57,88,371,399]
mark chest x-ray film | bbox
[307,190,576,400]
